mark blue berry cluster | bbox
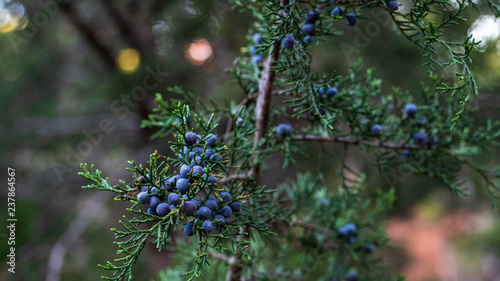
[403,103,437,149]
[335,223,376,281]
[301,9,320,44]
[250,0,399,56]
[136,132,242,236]
[337,223,377,253]
[331,4,356,26]
[250,33,264,67]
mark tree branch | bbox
[45,192,111,281]
[226,2,288,280]
[290,220,330,234]
[290,134,427,150]
[98,0,152,54]
[219,173,250,185]
[58,2,116,70]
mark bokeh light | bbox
[116,48,141,73]
[468,15,500,51]
[185,39,213,66]
[0,2,26,34]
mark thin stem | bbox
[226,1,288,280]
[290,135,428,151]
[290,220,330,234]
[219,173,250,185]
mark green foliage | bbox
[80,0,500,280]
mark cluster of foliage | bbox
[80,0,500,280]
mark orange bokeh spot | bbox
[185,39,213,66]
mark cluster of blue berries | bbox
[250,33,264,67]
[301,9,319,44]
[366,103,437,147]
[404,103,437,148]
[334,223,376,281]
[136,132,242,236]
[251,1,400,61]
[338,223,377,254]
[331,5,357,26]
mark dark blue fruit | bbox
[316,86,324,96]
[348,235,357,244]
[413,132,428,146]
[137,192,150,205]
[214,215,226,227]
[220,192,232,204]
[168,193,180,205]
[176,178,190,194]
[361,243,376,254]
[252,54,263,66]
[184,223,194,236]
[370,124,382,136]
[191,165,204,178]
[183,200,198,216]
[331,7,344,16]
[206,134,217,147]
[402,149,411,158]
[337,226,349,238]
[178,146,189,160]
[202,220,214,233]
[198,206,212,220]
[193,196,202,208]
[190,156,206,167]
[231,202,242,212]
[276,123,292,138]
[236,117,244,126]
[156,203,171,217]
[180,164,191,178]
[405,103,417,117]
[307,10,320,23]
[185,132,198,146]
[325,87,338,97]
[220,206,233,218]
[282,35,295,49]
[205,199,218,211]
[176,118,192,127]
[192,147,204,156]
[164,175,179,192]
[148,196,161,209]
[303,35,313,44]
[150,187,159,194]
[414,117,428,127]
[249,45,256,54]
[204,149,216,159]
[147,207,158,216]
[387,1,399,12]
[302,24,315,36]
[207,176,218,187]
[137,176,148,183]
[252,33,263,45]
[346,13,357,26]
[345,270,358,281]
[209,154,222,161]
[344,223,357,235]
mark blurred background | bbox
[0,0,499,280]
